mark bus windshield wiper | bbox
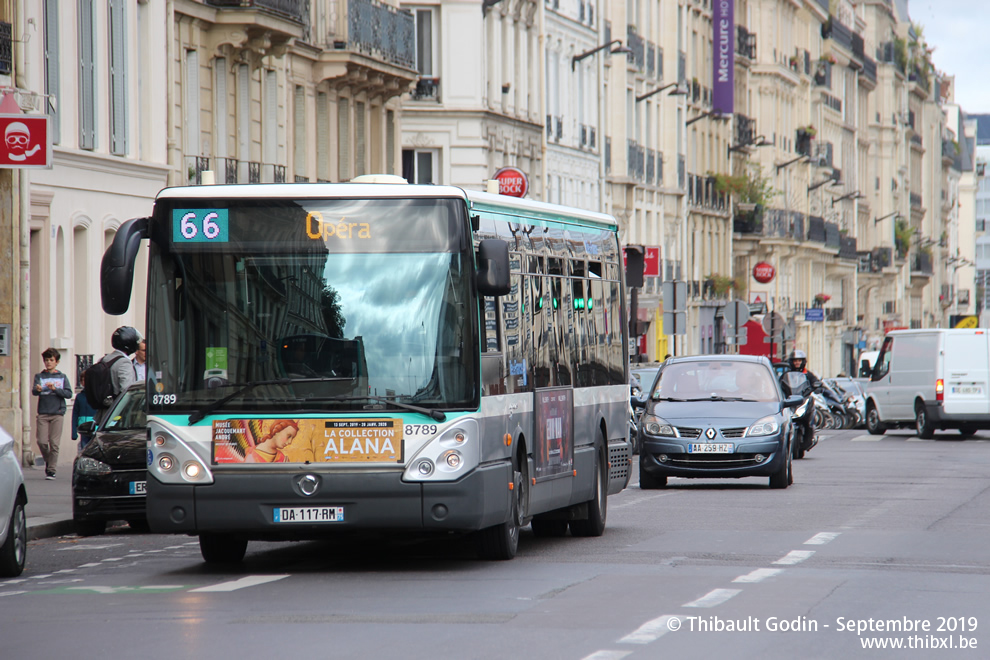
[188,377,346,424]
[305,394,446,422]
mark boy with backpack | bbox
[33,347,73,479]
[85,326,140,423]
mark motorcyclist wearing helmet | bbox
[789,349,820,389]
[95,326,142,420]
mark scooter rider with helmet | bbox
[789,349,820,388]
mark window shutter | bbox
[44,0,60,144]
[184,50,200,157]
[386,110,395,175]
[294,85,306,178]
[109,0,127,155]
[338,97,350,181]
[78,0,96,150]
[355,101,366,177]
[316,92,329,181]
[263,69,277,170]
[214,57,227,159]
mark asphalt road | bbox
[3,427,990,660]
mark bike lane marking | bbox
[773,550,815,565]
[189,575,290,592]
[804,532,841,545]
[733,568,784,583]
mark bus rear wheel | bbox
[199,534,248,564]
[569,444,607,537]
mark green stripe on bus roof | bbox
[468,200,617,232]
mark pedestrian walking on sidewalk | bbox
[72,372,99,452]
[92,326,140,423]
[32,347,73,479]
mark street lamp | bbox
[831,191,864,207]
[872,211,901,224]
[572,40,633,71]
[728,135,770,154]
[808,174,841,192]
[775,154,809,173]
[686,109,728,127]
[636,81,689,102]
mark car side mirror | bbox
[78,421,97,436]
[631,397,647,409]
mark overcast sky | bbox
[913,1,990,113]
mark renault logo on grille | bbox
[705,428,717,439]
[298,474,320,496]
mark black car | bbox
[72,384,148,535]
[634,355,803,489]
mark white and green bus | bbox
[101,180,631,563]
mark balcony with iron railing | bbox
[206,0,307,23]
[822,16,853,53]
[825,308,844,322]
[307,0,416,72]
[910,192,923,209]
[860,55,877,84]
[0,21,11,75]
[411,77,440,101]
[735,208,806,240]
[626,28,645,72]
[825,221,841,249]
[807,215,826,243]
[628,140,645,182]
[839,235,858,260]
[735,25,756,60]
[734,113,755,146]
[911,251,933,275]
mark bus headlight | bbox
[403,418,480,482]
[148,423,214,485]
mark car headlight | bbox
[75,457,112,476]
[747,416,780,437]
[640,414,677,437]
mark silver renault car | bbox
[634,355,803,489]
[0,424,27,576]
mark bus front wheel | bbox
[199,534,248,564]
[477,455,527,560]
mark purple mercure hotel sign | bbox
[713,0,734,115]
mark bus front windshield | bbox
[146,197,479,414]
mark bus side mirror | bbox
[476,239,511,296]
[101,216,149,315]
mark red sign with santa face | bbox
[492,167,529,198]
[752,261,775,284]
[0,115,52,168]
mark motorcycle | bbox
[779,370,818,459]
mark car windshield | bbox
[653,361,778,402]
[100,388,147,432]
[631,367,661,390]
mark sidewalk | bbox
[23,462,76,541]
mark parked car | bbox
[865,329,990,438]
[0,424,27,576]
[634,355,803,489]
[72,384,148,535]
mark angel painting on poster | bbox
[213,419,301,464]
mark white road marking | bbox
[101,557,122,562]
[581,651,632,660]
[804,532,841,545]
[851,435,880,441]
[1,579,26,584]
[189,574,290,592]
[773,550,815,565]
[683,588,741,608]
[0,591,27,597]
[57,543,124,551]
[30,574,53,579]
[78,563,101,568]
[54,569,76,574]
[619,615,681,644]
[733,568,783,583]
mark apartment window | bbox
[293,85,306,180]
[402,148,437,184]
[413,8,435,76]
[43,0,60,144]
[338,97,351,181]
[316,92,329,180]
[78,0,96,150]
[108,0,127,155]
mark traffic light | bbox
[625,245,644,288]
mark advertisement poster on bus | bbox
[212,418,402,464]
[534,387,573,481]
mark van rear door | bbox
[943,331,990,415]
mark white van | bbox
[864,329,990,438]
